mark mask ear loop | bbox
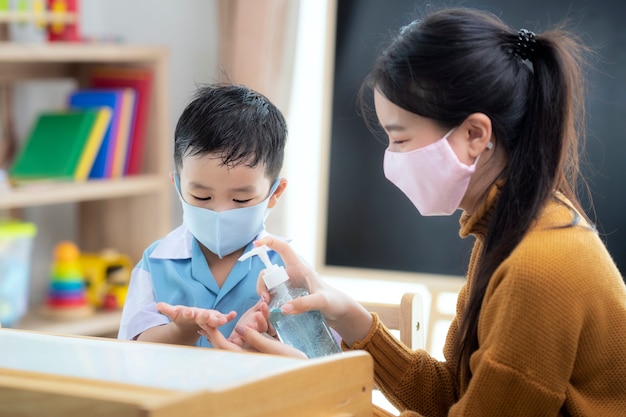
[471,142,493,167]
[264,178,282,222]
[173,172,184,199]
[267,178,281,198]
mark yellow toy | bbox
[79,249,131,310]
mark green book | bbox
[9,109,107,182]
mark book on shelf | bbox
[90,66,154,176]
[8,108,111,182]
[68,88,134,179]
[109,89,135,178]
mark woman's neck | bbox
[461,140,507,215]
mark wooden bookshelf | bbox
[1,43,172,336]
[15,309,122,338]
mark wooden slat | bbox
[361,292,425,351]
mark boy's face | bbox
[172,153,284,212]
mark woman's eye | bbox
[391,138,409,145]
[193,195,211,201]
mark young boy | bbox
[117,84,288,347]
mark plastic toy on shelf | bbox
[80,249,131,310]
[0,218,37,327]
[42,240,93,318]
[0,0,80,42]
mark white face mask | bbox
[383,129,477,216]
[174,174,279,258]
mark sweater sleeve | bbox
[345,313,457,416]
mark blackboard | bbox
[324,0,626,277]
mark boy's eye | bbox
[234,198,253,204]
[192,195,211,201]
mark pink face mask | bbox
[383,129,477,216]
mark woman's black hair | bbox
[359,8,591,387]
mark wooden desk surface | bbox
[0,329,373,417]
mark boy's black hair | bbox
[174,83,287,180]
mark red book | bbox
[90,66,153,175]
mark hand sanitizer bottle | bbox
[239,245,342,358]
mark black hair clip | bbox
[515,29,536,61]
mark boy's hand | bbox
[156,302,236,334]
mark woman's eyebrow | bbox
[383,123,406,132]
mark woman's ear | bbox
[463,113,492,159]
[268,178,288,209]
[169,171,176,185]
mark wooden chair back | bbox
[360,292,425,350]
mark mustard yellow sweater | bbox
[347,185,626,416]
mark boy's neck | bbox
[199,245,246,288]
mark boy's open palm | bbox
[156,302,236,333]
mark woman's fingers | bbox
[200,326,244,351]
[235,326,308,359]
[279,292,325,315]
[254,237,301,266]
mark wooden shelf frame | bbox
[0,42,172,260]
[1,43,172,336]
[15,310,122,337]
[0,175,167,208]
[0,11,78,25]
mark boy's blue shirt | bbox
[118,225,285,347]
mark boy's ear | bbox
[169,171,176,185]
[268,178,288,209]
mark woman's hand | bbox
[200,324,308,359]
[225,299,271,347]
[254,237,374,346]
[192,298,306,358]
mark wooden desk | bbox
[0,329,373,417]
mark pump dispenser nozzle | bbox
[238,245,289,289]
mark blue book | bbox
[68,89,124,178]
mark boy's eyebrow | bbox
[188,181,211,190]
[188,182,256,193]
[230,185,257,193]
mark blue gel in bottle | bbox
[239,246,341,358]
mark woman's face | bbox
[373,90,477,166]
[374,90,448,152]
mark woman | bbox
[201,7,626,416]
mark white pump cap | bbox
[238,245,288,289]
